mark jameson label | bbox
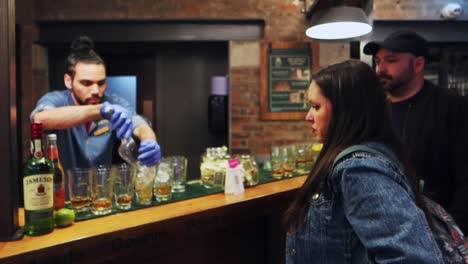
[23,173,53,210]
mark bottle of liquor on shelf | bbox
[45,133,65,210]
[23,122,54,236]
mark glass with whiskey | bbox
[270,146,284,179]
[90,166,114,215]
[154,158,173,202]
[112,163,136,210]
[67,168,92,212]
[135,164,157,205]
[280,145,296,178]
[295,143,307,169]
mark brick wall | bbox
[17,0,452,159]
[229,65,314,155]
[229,41,348,156]
[229,43,295,156]
[31,0,313,42]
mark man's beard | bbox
[75,95,102,105]
[378,68,415,95]
[378,74,405,93]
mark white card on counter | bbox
[225,158,245,195]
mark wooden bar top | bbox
[0,176,306,263]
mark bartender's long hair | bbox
[283,59,427,231]
[65,35,105,78]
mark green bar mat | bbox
[69,166,311,222]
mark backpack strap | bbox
[329,144,403,194]
[333,145,399,170]
[332,144,416,202]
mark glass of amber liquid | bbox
[280,145,296,178]
[90,166,114,215]
[67,168,92,212]
[135,164,157,205]
[111,163,136,210]
[270,146,284,179]
[154,158,173,202]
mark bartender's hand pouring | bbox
[100,102,133,139]
[138,140,162,166]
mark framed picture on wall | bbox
[260,42,319,120]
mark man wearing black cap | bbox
[364,30,468,233]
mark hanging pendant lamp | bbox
[305,6,372,40]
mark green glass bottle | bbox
[23,122,54,236]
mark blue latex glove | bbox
[138,140,162,167]
[100,102,133,139]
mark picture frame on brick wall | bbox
[260,41,319,120]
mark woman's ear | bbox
[64,73,72,89]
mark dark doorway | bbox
[152,42,229,180]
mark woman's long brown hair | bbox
[283,59,427,232]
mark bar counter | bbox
[0,176,306,264]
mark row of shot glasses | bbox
[270,142,322,179]
[67,156,187,215]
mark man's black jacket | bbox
[390,80,468,233]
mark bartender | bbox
[31,35,161,170]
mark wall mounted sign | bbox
[261,42,319,120]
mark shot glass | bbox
[154,158,173,202]
[270,146,284,179]
[170,156,187,193]
[111,163,136,210]
[67,168,92,213]
[270,157,284,179]
[89,166,114,215]
[280,145,296,178]
[295,143,307,169]
[134,164,157,205]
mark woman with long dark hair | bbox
[284,60,443,263]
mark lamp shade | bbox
[305,6,372,40]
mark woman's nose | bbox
[305,110,314,122]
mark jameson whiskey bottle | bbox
[46,134,65,210]
[23,122,54,236]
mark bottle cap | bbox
[228,158,239,168]
[47,134,57,140]
[31,122,43,139]
[211,76,228,96]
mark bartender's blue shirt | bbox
[30,90,148,172]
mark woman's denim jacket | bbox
[286,142,444,264]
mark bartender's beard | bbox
[74,94,102,105]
